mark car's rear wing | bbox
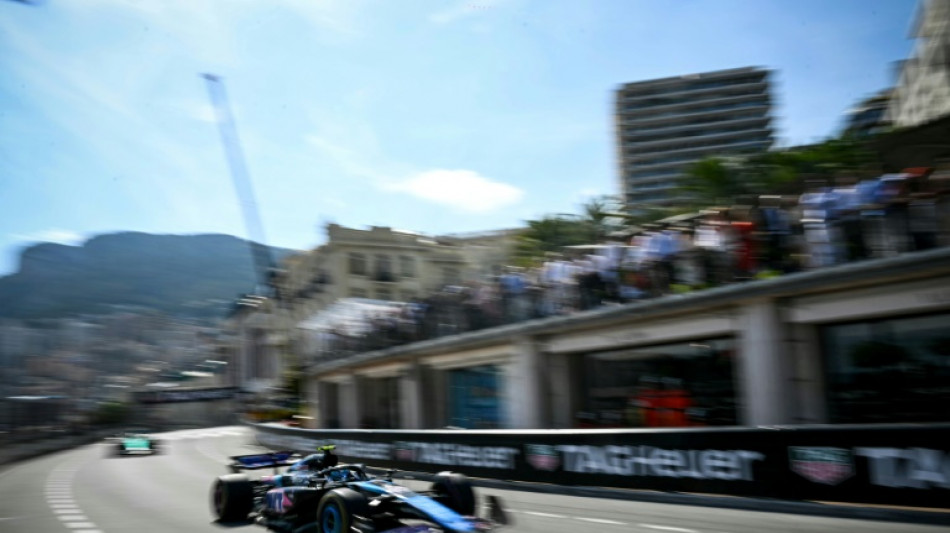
[227,451,298,473]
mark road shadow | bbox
[211,519,253,529]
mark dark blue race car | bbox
[212,447,508,533]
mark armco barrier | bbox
[0,429,114,467]
[251,423,950,510]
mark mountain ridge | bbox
[0,232,298,320]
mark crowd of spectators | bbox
[312,169,950,360]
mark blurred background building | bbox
[886,0,950,128]
[221,223,519,411]
[842,89,893,138]
[614,66,774,211]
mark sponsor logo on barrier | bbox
[856,447,950,489]
[393,441,520,469]
[789,447,853,485]
[395,444,416,462]
[556,445,763,481]
[525,444,560,471]
[330,440,392,460]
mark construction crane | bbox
[202,74,281,303]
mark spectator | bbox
[759,195,793,272]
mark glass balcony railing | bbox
[621,115,770,141]
[625,128,773,152]
[619,99,770,126]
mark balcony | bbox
[620,85,768,112]
[632,181,679,193]
[619,98,770,128]
[620,71,768,96]
[627,172,684,186]
[621,80,769,107]
[625,127,773,153]
[622,115,770,141]
[626,138,773,170]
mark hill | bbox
[0,232,297,320]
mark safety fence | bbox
[251,422,950,509]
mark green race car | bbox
[111,431,162,456]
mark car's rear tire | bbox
[431,472,476,516]
[316,488,368,533]
[211,474,254,522]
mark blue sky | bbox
[0,0,919,275]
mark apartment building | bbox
[842,89,893,138]
[226,223,518,394]
[886,0,950,128]
[615,66,774,210]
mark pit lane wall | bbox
[252,422,950,510]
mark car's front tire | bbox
[431,472,476,516]
[316,488,368,533]
[211,474,254,522]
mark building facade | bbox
[842,89,893,138]
[302,247,950,430]
[226,224,519,400]
[615,66,774,210]
[886,0,950,128]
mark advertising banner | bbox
[253,423,950,509]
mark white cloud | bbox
[385,169,523,213]
[305,132,523,213]
[429,0,509,25]
[11,229,86,246]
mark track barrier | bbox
[251,422,950,509]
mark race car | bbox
[211,447,508,533]
[226,446,336,475]
[110,431,162,456]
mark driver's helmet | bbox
[289,445,338,472]
[326,468,351,482]
[317,445,338,468]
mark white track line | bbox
[45,462,102,533]
[510,509,704,531]
[638,524,698,533]
[575,516,627,525]
[519,510,568,519]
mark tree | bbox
[580,195,626,242]
[512,198,622,266]
[680,134,881,205]
[511,215,589,265]
[681,157,747,206]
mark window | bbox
[400,255,415,278]
[376,288,392,301]
[350,288,367,298]
[822,312,950,424]
[582,338,738,428]
[375,254,394,281]
[449,365,503,429]
[349,253,366,275]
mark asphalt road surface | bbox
[0,426,946,533]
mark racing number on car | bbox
[266,491,284,513]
